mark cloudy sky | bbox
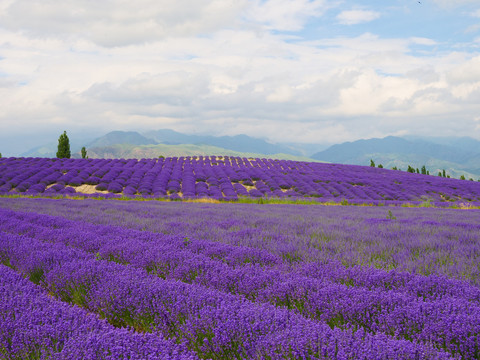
[1,0,480,155]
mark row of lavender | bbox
[3,197,480,286]
[1,156,480,204]
[0,265,197,359]
[1,206,472,359]
[2,199,479,357]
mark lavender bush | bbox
[1,156,480,205]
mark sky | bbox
[1,0,480,155]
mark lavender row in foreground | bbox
[0,231,451,360]
[2,205,480,301]
[4,206,479,302]
[0,264,198,360]
[1,210,476,358]
[7,198,479,285]
[0,207,280,268]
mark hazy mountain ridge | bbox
[312,136,480,177]
[143,129,300,156]
[86,143,318,162]
[88,131,157,148]
[22,130,298,158]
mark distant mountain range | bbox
[85,143,316,163]
[20,130,480,177]
[83,130,311,162]
[88,131,158,148]
[312,136,480,178]
[20,130,315,162]
[143,129,300,155]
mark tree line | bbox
[370,159,478,181]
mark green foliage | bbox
[407,165,415,173]
[0,152,2,158]
[420,199,432,207]
[460,175,466,180]
[159,155,165,159]
[391,166,398,170]
[442,169,446,178]
[377,164,383,168]
[56,131,71,159]
[386,210,396,220]
[421,165,427,175]
[81,147,88,159]
[370,159,375,167]
[28,268,45,285]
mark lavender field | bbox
[2,156,480,206]
[1,196,480,359]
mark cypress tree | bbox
[370,159,375,167]
[56,131,71,159]
[81,146,88,159]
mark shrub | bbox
[68,177,84,186]
[107,182,123,193]
[96,183,108,191]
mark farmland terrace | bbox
[1,156,480,207]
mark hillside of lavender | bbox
[1,156,480,359]
[1,156,480,206]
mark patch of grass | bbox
[2,193,480,210]
[386,210,396,220]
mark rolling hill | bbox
[312,136,480,178]
[85,143,316,162]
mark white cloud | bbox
[336,10,381,25]
[0,0,249,47]
[446,56,480,84]
[1,0,480,151]
[409,37,437,46]
[2,25,480,144]
[0,0,337,46]
[471,9,480,17]
[247,0,332,31]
